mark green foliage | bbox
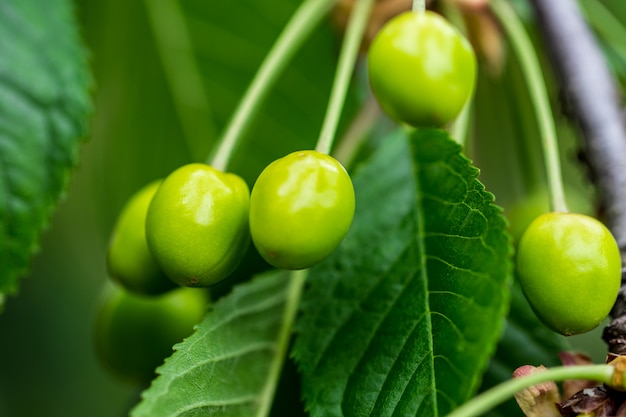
[130,129,514,417]
[0,0,91,295]
[131,270,299,417]
[5,0,626,415]
[294,129,512,416]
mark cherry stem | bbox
[442,2,472,148]
[316,0,375,155]
[449,97,472,147]
[490,0,569,213]
[412,0,426,13]
[257,269,307,417]
[444,364,614,417]
[531,0,626,253]
[208,0,338,171]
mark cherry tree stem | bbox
[316,0,375,155]
[412,0,426,13]
[445,365,614,417]
[490,0,568,213]
[208,0,337,171]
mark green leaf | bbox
[0,0,91,294]
[293,129,513,416]
[131,269,304,417]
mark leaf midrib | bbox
[413,157,439,417]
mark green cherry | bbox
[94,285,208,384]
[146,163,250,287]
[367,10,477,127]
[249,150,355,270]
[107,180,176,295]
[516,212,621,336]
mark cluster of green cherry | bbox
[94,4,622,384]
[369,9,622,337]
[95,149,355,382]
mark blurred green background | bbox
[1,0,626,415]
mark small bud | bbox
[512,365,561,417]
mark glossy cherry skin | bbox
[107,180,177,295]
[367,11,477,127]
[146,163,250,287]
[249,151,355,270]
[516,212,621,335]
